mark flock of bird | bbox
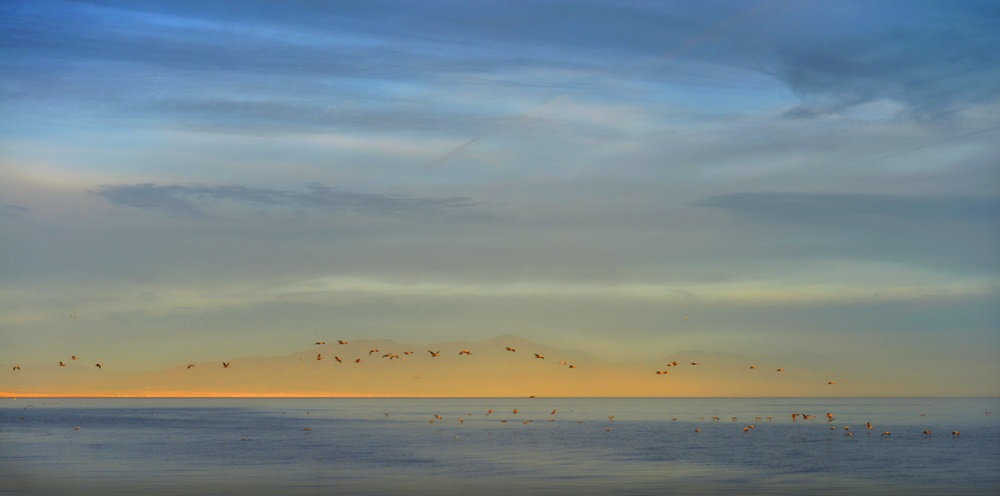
[10,338,842,385]
[8,331,985,441]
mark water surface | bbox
[2,397,997,495]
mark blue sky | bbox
[1,0,998,394]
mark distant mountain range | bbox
[2,334,888,397]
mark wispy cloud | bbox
[93,183,487,218]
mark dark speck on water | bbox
[1,397,997,495]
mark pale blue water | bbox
[1,397,997,495]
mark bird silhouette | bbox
[428,350,440,357]
[94,363,102,369]
[222,362,230,368]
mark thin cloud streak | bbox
[93,183,488,218]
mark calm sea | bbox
[1,397,997,495]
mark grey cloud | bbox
[766,5,1000,120]
[1,203,32,218]
[695,192,1000,225]
[94,183,486,218]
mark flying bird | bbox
[316,354,323,361]
[314,341,325,345]
[71,356,78,360]
[187,364,195,369]
[222,362,230,368]
[94,363,102,369]
[12,365,20,371]
[428,350,440,357]
[505,347,516,352]
[369,348,379,355]
[334,357,343,363]
[459,350,472,355]
[534,354,544,359]
[338,340,348,345]
[59,361,66,367]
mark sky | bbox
[1,0,998,395]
